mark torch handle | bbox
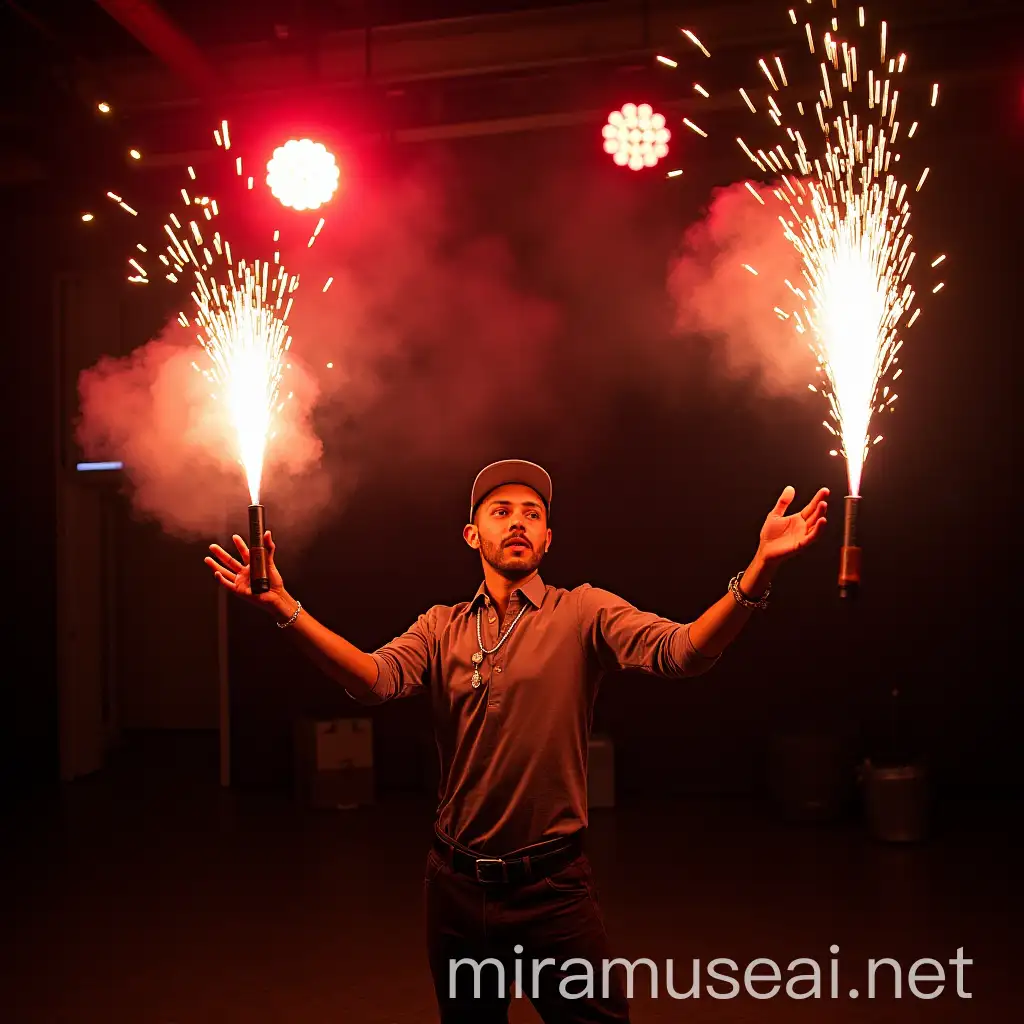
[248,504,270,594]
[838,495,861,598]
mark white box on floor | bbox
[588,735,615,808]
[294,717,374,808]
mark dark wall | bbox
[7,190,61,804]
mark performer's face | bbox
[466,484,551,579]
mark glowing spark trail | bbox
[682,29,710,57]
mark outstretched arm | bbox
[278,599,382,701]
[687,551,776,658]
[689,485,828,658]
[205,531,380,701]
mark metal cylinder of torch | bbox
[248,504,270,594]
[838,495,861,599]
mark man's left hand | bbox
[757,486,829,565]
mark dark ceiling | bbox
[6,1,626,61]
[0,0,1020,196]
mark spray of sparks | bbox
[661,4,944,496]
[732,2,943,496]
[189,257,297,504]
[109,121,316,504]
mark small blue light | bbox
[76,461,124,472]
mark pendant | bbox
[471,671,482,688]
[471,651,483,665]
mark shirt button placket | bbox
[489,599,516,710]
[487,598,499,712]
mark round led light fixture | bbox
[266,138,340,211]
[602,103,670,170]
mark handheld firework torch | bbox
[838,495,861,599]
[248,504,270,594]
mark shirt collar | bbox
[469,574,546,614]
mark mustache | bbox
[504,535,531,548]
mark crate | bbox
[294,717,374,809]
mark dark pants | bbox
[424,845,631,1023]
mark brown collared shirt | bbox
[359,574,719,855]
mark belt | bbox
[432,827,584,885]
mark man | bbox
[205,459,828,1023]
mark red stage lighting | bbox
[266,138,340,211]
[602,103,670,170]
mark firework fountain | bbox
[103,118,339,586]
[722,2,943,596]
[188,250,298,592]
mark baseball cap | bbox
[470,460,552,521]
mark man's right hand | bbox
[204,531,295,620]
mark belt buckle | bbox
[474,857,508,883]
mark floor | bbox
[4,735,1019,1024]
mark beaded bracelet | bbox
[728,572,770,611]
[276,600,303,629]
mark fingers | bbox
[801,516,828,545]
[204,556,238,587]
[214,569,237,590]
[262,531,277,577]
[231,534,250,565]
[804,500,828,526]
[208,544,244,574]
[800,487,831,521]
[773,485,796,515]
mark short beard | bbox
[480,537,544,580]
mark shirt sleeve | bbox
[577,584,720,677]
[355,608,436,703]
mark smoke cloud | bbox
[667,181,813,394]
[75,152,562,545]
[75,152,819,549]
[76,324,328,542]
[291,167,562,466]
